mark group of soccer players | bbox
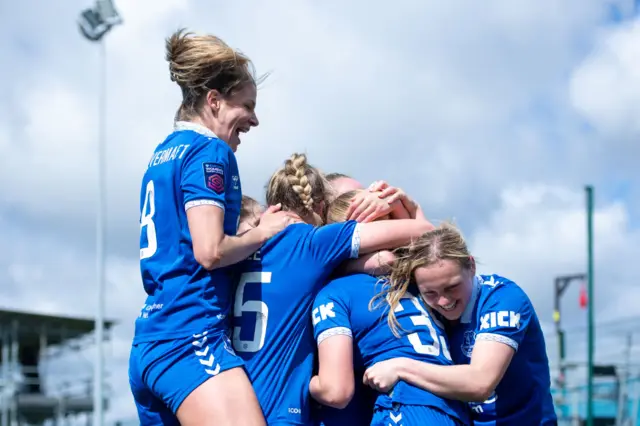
[127,29,558,426]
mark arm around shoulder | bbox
[340,250,396,276]
[357,219,434,255]
[187,205,271,270]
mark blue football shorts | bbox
[129,330,244,425]
[371,403,465,426]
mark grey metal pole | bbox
[1,328,8,426]
[93,36,107,426]
[10,323,17,426]
[585,185,595,426]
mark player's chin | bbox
[228,135,240,152]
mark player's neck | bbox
[184,114,223,143]
[305,212,323,226]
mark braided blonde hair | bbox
[266,153,328,224]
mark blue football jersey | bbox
[134,122,242,343]
[312,273,470,425]
[447,275,556,425]
[232,221,361,425]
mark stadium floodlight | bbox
[96,0,124,27]
[78,0,122,42]
[77,2,122,426]
[78,9,108,41]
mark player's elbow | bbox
[322,382,354,409]
[467,378,495,403]
[193,245,222,271]
[324,389,353,409]
[467,388,493,403]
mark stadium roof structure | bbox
[0,307,116,359]
[0,307,117,422]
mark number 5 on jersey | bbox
[140,180,157,260]
[233,272,271,353]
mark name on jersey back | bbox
[148,144,190,168]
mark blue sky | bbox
[1,0,640,421]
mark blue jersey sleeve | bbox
[307,221,360,269]
[312,287,352,345]
[181,139,233,210]
[476,283,533,351]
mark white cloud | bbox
[571,19,640,138]
[0,0,613,238]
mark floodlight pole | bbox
[78,3,122,424]
[94,36,107,426]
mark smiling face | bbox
[414,258,476,322]
[209,83,259,152]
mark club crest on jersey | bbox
[461,330,476,358]
[203,162,224,194]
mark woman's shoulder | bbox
[476,274,533,306]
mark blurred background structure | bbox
[550,321,640,426]
[0,309,114,426]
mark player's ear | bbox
[206,90,221,114]
[468,256,476,275]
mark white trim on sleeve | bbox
[317,327,353,345]
[185,199,225,211]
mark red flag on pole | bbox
[579,283,588,309]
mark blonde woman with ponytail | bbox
[230,153,434,426]
[309,199,469,426]
[129,29,296,426]
[362,224,556,426]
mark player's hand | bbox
[369,181,419,220]
[367,180,391,193]
[256,204,300,239]
[363,358,404,393]
[346,191,393,223]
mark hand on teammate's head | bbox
[256,204,300,239]
[368,181,420,220]
[345,191,393,223]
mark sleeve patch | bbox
[203,162,224,194]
